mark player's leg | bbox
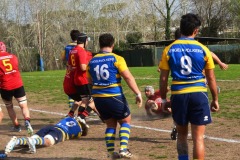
[5,136,28,154]
[68,96,74,109]
[94,97,120,159]
[176,125,189,160]
[67,101,80,117]
[0,106,3,123]
[189,92,211,160]
[27,126,63,153]
[118,115,132,158]
[1,89,20,131]
[171,94,190,160]
[104,118,118,158]
[76,84,94,121]
[171,121,178,140]
[191,124,206,159]
[66,93,82,117]
[115,95,132,158]
[15,86,33,135]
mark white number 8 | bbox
[180,55,192,75]
[94,64,110,80]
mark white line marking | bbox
[28,108,240,144]
[21,75,239,82]
[134,77,240,82]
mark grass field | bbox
[1,64,239,160]
[21,64,240,119]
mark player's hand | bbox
[210,100,220,112]
[136,94,142,108]
[161,99,171,113]
[219,62,228,70]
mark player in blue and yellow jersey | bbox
[4,116,88,155]
[87,33,142,159]
[61,30,80,109]
[159,13,219,160]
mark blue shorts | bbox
[171,92,212,125]
[93,95,131,120]
[35,126,64,144]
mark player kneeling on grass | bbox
[144,86,177,140]
[4,116,89,156]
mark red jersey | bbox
[145,90,163,113]
[0,52,23,90]
[68,46,92,86]
[63,67,76,95]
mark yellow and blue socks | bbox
[105,128,116,154]
[119,123,131,151]
[32,137,45,146]
[16,137,28,145]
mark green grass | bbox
[21,64,240,119]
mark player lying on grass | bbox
[144,85,171,117]
[144,86,177,140]
[4,116,89,155]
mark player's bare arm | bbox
[211,52,228,70]
[159,69,170,113]
[120,69,142,107]
[205,69,220,112]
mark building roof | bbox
[131,37,240,47]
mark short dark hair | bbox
[70,30,80,41]
[99,33,114,48]
[174,28,181,40]
[180,13,201,36]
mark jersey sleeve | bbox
[114,55,128,73]
[159,47,170,70]
[203,46,215,69]
[61,50,65,61]
[86,65,92,79]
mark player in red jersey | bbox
[144,86,171,116]
[144,86,177,140]
[66,33,97,123]
[0,42,33,135]
[61,30,81,109]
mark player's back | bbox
[162,38,214,94]
[55,117,82,139]
[88,52,127,97]
[0,52,23,90]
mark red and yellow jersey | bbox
[0,52,23,90]
[63,67,76,95]
[68,46,92,86]
[159,38,215,94]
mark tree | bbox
[191,0,232,37]
[151,0,178,40]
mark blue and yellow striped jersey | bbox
[55,117,82,139]
[159,38,215,94]
[87,52,128,97]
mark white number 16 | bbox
[94,64,110,80]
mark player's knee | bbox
[17,96,27,105]
[44,135,55,146]
[3,99,13,108]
